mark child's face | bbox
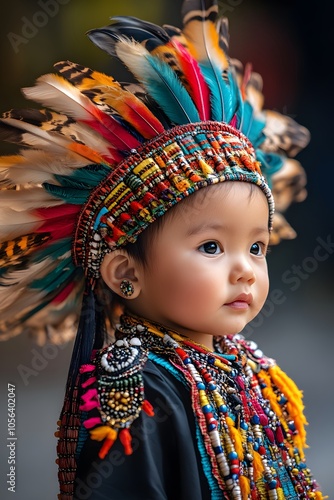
[131,182,270,346]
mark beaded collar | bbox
[74,314,323,500]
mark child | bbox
[0,1,324,499]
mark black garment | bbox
[74,359,214,500]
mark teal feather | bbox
[199,63,225,121]
[43,183,90,204]
[19,268,82,324]
[33,238,72,263]
[227,69,244,128]
[241,101,265,147]
[30,257,75,292]
[255,150,283,187]
[55,164,110,188]
[144,54,200,125]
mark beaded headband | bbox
[74,121,274,279]
[0,0,309,342]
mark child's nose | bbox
[229,257,256,285]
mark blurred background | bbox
[0,0,333,498]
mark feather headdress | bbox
[0,1,309,347]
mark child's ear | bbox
[100,250,142,299]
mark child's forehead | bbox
[159,181,269,231]
[173,181,263,215]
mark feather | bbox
[181,0,229,121]
[0,204,79,243]
[33,237,72,262]
[216,16,230,59]
[54,61,165,139]
[115,38,200,124]
[30,256,75,292]
[4,107,119,161]
[43,183,90,204]
[87,16,170,58]
[0,149,92,187]
[0,209,42,241]
[33,204,81,240]
[22,74,140,152]
[241,101,265,147]
[262,110,311,157]
[0,186,66,210]
[54,164,110,189]
[0,256,77,324]
[0,289,49,323]
[0,259,53,310]
[0,233,50,267]
[0,116,113,165]
[170,37,211,120]
[0,117,71,151]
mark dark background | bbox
[0,0,333,498]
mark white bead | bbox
[130,337,141,346]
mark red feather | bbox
[82,106,141,152]
[34,204,80,238]
[170,38,211,120]
[51,281,76,304]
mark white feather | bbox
[0,259,52,310]
[1,117,71,150]
[0,209,41,241]
[0,150,90,186]
[22,74,98,121]
[0,289,49,322]
[0,187,64,210]
[115,39,152,83]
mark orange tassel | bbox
[119,428,133,455]
[239,475,251,500]
[142,399,154,417]
[98,437,115,459]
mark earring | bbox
[120,279,134,297]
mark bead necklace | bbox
[79,314,323,499]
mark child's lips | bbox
[225,293,253,309]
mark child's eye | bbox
[198,241,222,255]
[250,242,266,256]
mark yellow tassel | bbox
[225,416,244,460]
[252,450,265,481]
[269,365,308,451]
[259,370,283,417]
[255,479,267,499]
[89,426,117,442]
[315,492,328,500]
[277,487,285,500]
[239,475,250,500]
[198,158,214,175]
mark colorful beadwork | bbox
[77,313,325,500]
[79,334,154,460]
[120,279,135,297]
